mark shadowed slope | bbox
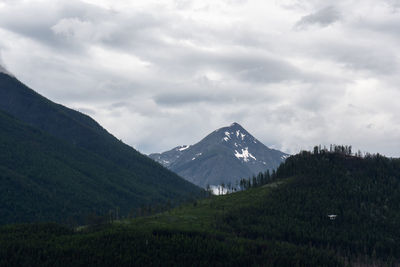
[0,73,203,224]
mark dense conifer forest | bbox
[0,73,204,225]
[1,146,399,266]
[225,146,400,264]
[0,108,203,225]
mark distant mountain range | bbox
[149,123,289,188]
[0,66,203,224]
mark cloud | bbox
[295,6,341,29]
[0,0,400,157]
[311,41,399,75]
[154,92,216,106]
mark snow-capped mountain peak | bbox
[217,123,259,158]
[149,122,289,188]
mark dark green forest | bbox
[0,73,203,225]
[224,147,400,264]
[0,109,203,225]
[1,148,400,266]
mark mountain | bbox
[0,68,203,224]
[0,64,13,77]
[2,149,399,266]
[149,122,289,188]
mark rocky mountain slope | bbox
[150,123,288,187]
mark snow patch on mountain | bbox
[192,152,202,160]
[234,147,256,162]
[233,130,246,140]
[178,145,190,151]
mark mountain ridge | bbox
[149,122,288,187]
[0,64,14,77]
[0,72,203,224]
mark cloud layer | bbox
[1,0,400,156]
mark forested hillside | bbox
[0,72,203,224]
[0,185,340,267]
[0,73,199,193]
[224,148,400,263]
[0,110,202,224]
[1,148,399,266]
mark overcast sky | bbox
[1,0,400,156]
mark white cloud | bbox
[0,0,400,157]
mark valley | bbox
[1,1,399,265]
[0,66,399,267]
[1,149,399,266]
